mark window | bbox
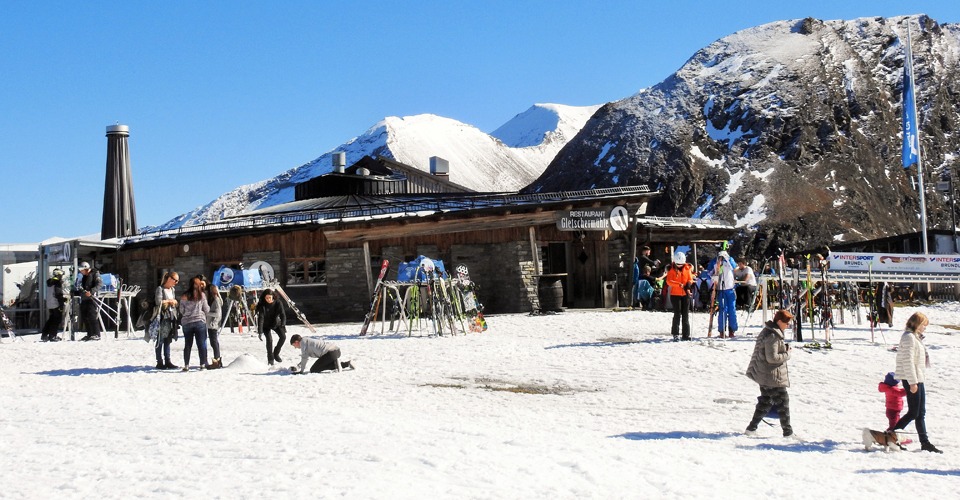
[286,259,326,286]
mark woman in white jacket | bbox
[892,312,941,453]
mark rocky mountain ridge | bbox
[527,14,960,256]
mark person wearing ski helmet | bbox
[710,250,738,338]
[665,250,694,341]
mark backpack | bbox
[636,280,654,301]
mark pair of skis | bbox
[360,260,390,336]
[271,284,316,333]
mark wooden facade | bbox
[98,158,737,327]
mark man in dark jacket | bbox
[76,261,103,341]
[745,309,794,437]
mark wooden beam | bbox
[325,211,561,243]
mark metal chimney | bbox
[101,124,138,240]
[430,156,449,177]
[332,151,346,173]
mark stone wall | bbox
[451,242,538,314]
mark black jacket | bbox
[256,300,286,331]
[78,270,103,302]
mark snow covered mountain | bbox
[155,103,599,230]
[526,15,960,256]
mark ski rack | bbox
[367,278,475,337]
[755,269,960,325]
[65,281,141,340]
[92,283,141,339]
[218,281,316,334]
[217,283,265,334]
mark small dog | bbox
[862,428,904,452]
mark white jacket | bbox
[895,331,926,385]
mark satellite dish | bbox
[219,268,235,286]
[251,261,276,282]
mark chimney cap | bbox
[106,124,129,136]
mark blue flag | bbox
[902,45,919,168]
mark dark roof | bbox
[124,186,657,243]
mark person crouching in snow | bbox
[878,371,906,431]
[744,309,794,438]
[289,334,355,374]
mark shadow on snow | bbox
[858,468,960,476]
[615,431,739,441]
[34,365,152,376]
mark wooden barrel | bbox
[538,276,565,312]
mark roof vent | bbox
[357,167,370,177]
[332,151,346,173]
[430,156,449,177]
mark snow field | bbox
[2,303,959,498]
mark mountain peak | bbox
[151,104,600,231]
[492,103,600,148]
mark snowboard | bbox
[455,265,487,332]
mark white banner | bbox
[828,252,960,273]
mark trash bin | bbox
[602,281,617,308]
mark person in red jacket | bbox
[878,371,906,431]
[665,251,695,341]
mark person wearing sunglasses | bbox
[154,272,180,369]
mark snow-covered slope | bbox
[154,103,599,231]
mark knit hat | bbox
[883,372,898,386]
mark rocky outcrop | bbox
[525,15,960,257]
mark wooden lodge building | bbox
[98,156,736,324]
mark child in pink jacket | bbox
[878,372,906,431]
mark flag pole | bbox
[906,23,929,254]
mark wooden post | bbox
[363,241,374,295]
[628,217,638,307]
[528,226,541,276]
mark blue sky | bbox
[1,1,957,243]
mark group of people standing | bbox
[634,247,757,341]
[39,261,102,342]
[148,272,352,374]
[152,271,222,371]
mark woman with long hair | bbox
[255,289,286,366]
[892,312,942,453]
[205,282,224,369]
[178,274,210,371]
[154,272,180,369]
